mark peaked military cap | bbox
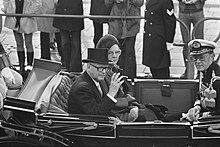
[188,39,217,56]
[82,48,109,65]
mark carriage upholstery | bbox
[48,73,77,113]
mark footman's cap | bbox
[188,39,217,56]
[82,48,109,65]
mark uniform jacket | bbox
[199,62,220,115]
[53,0,84,31]
[142,0,176,69]
[36,0,59,33]
[68,71,116,115]
[3,0,42,34]
[105,0,144,39]
[90,0,111,24]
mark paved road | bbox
[0,0,220,78]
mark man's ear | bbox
[211,53,215,60]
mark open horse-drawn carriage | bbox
[0,59,220,147]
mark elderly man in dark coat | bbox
[53,0,84,72]
[68,48,125,116]
[68,48,158,122]
[143,0,176,79]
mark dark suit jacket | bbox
[68,71,116,115]
[53,0,84,31]
[143,0,176,68]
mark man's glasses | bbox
[108,50,121,56]
[90,64,110,72]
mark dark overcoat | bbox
[90,0,111,23]
[68,71,115,115]
[53,0,84,31]
[143,0,176,69]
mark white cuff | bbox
[107,93,117,103]
[194,99,201,107]
[166,42,174,51]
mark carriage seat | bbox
[48,72,77,113]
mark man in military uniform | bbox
[184,39,220,121]
[142,0,176,79]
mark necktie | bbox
[96,82,103,96]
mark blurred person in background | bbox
[2,0,42,77]
[90,0,111,47]
[36,0,61,62]
[178,0,206,78]
[105,0,144,79]
[53,0,84,72]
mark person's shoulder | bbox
[213,62,220,75]
[72,75,86,86]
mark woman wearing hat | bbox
[98,34,164,121]
[96,34,139,121]
[183,39,220,121]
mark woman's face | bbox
[108,44,121,64]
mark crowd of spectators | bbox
[1,0,210,79]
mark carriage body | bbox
[0,59,220,147]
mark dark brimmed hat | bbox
[96,34,120,49]
[188,39,217,56]
[82,48,109,65]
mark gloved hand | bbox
[166,42,174,51]
[182,105,201,121]
[1,67,15,87]
[128,106,139,122]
